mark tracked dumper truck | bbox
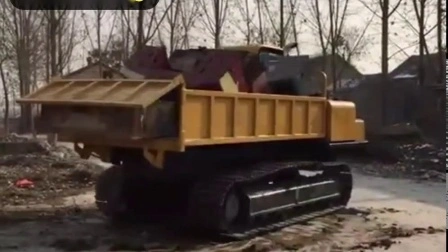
[17,44,366,238]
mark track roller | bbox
[187,161,353,238]
[94,165,190,222]
[95,161,353,239]
[94,165,128,220]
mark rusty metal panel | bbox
[17,78,184,108]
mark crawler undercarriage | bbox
[95,159,353,239]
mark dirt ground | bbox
[344,135,445,182]
[0,135,105,206]
[0,171,444,252]
[0,135,445,251]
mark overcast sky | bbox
[0,0,443,114]
[72,0,442,75]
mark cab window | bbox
[259,52,281,67]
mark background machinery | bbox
[17,44,366,238]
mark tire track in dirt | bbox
[0,205,443,251]
[197,208,442,252]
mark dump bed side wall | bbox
[182,90,327,146]
[17,78,185,150]
[18,77,364,155]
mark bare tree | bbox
[164,0,182,53]
[230,0,301,47]
[380,0,402,77]
[436,0,445,82]
[280,0,285,46]
[337,16,374,69]
[120,3,173,51]
[0,2,46,133]
[260,0,299,46]
[137,6,144,49]
[410,0,436,85]
[42,9,64,141]
[96,10,105,75]
[289,0,304,54]
[303,0,369,89]
[178,0,201,48]
[303,0,330,60]
[48,10,59,78]
[0,22,12,134]
[256,0,264,43]
[82,11,121,72]
[118,10,132,60]
[0,60,9,134]
[394,0,439,84]
[327,0,350,90]
[42,10,83,144]
[358,0,402,78]
[230,0,257,44]
[43,10,82,79]
[82,11,110,75]
[198,0,230,48]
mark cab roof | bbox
[221,44,283,54]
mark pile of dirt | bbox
[0,134,105,206]
[393,140,445,180]
[348,224,445,251]
[0,133,31,143]
[348,136,445,182]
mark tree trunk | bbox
[381,0,389,77]
[97,11,102,77]
[328,0,337,91]
[31,53,38,139]
[137,7,144,50]
[17,41,32,134]
[380,0,389,127]
[416,0,425,86]
[244,0,251,44]
[57,21,63,75]
[48,10,58,146]
[256,0,264,43]
[279,0,284,47]
[45,21,50,82]
[50,10,57,76]
[0,61,9,135]
[436,0,443,83]
[214,1,221,48]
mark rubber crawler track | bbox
[222,206,343,240]
[187,161,351,240]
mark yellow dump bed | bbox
[19,78,181,107]
[17,76,365,154]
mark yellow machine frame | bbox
[17,74,365,169]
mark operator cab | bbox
[257,44,311,96]
[222,44,322,96]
